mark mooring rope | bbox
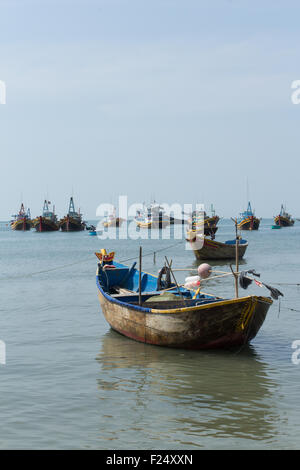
[0,239,186,281]
[0,257,93,281]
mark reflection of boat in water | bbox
[11,203,32,231]
[237,202,260,231]
[32,200,60,232]
[187,232,248,260]
[96,330,279,441]
[59,197,86,231]
[274,205,294,227]
[95,249,273,350]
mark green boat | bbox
[271,225,281,229]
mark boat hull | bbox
[11,219,31,231]
[135,219,170,229]
[32,217,59,232]
[189,216,219,235]
[237,217,260,231]
[103,218,123,228]
[274,216,294,227]
[189,237,248,260]
[97,288,272,350]
[60,216,85,231]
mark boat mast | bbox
[68,197,76,215]
[19,203,25,216]
[43,200,49,214]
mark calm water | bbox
[1,219,300,449]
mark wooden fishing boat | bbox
[187,232,248,260]
[103,215,124,228]
[237,202,260,231]
[10,203,31,231]
[274,205,294,227]
[59,197,86,231]
[187,209,219,236]
[95,249,273,350]
[32,200,60,232]
[135,204,171,229]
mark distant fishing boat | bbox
[59,197,86,231]
[186,208,219,237]
[187,232,248,260]
[274,205,294,227]
[11,203,31,231]
[135,203,170,229]
[103,217,124,228]
[237,202,260,231]
[95,249,273,350]
[32,200,60,232]
[103,208,124,228]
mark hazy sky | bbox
[1,0,300,220]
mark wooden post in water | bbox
[230,217,239,298]
[139,246,142,306]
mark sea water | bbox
[0,219,300,449]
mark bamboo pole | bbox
[235,218,239,298]
[165,256,185,300]
[230,217,239,298]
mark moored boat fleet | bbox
[10,197,86,232]
[11,198,295,234]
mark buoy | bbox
[197,263,212,279]
[184,280,201,289]
[184,275,200,289]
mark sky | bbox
[1,0,300,220]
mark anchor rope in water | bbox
[0,257,93,281]
[118,239,185,263]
